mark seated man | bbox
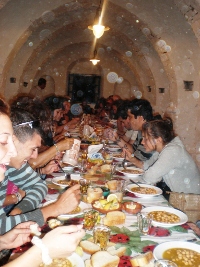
[0,108,80,234]
[115,100,138,145]
[107,99,154,161]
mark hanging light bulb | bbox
[88,0,109,38]
[90,49,100,65]
[88,24,109,39]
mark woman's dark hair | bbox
[142,117,175,145]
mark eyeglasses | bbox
[13,120,40,129]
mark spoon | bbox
[130,179,141,187]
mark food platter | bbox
[153,241,200,261]
[142,206,188,227]
[52,176,80,188]
[57,201,90,219]
[117,166,144,178]
[126,184,162,198]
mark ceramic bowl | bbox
[122,201,142,214]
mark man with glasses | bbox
[107,99,154,161]
[0,109,80,234]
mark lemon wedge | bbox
[107,193,118,202]
[99,199,108,205]
[104,202,112,210]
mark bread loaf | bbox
[80,240,100,255]
[87,187,103,203]
[103,211,126,226]
[107,247,126,257]
[130,251,154,267]
[91,251,120,267]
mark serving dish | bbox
[52,176,80,188]
[92,200,122,214]
[142,206,188,227]
[117,166,144,178]
[122,201,142,214]
[153,241,200,261]
[126,184,162,198]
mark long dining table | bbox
[44,171,200,265]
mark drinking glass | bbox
[83,209,99,230]
[93,224,111,250]
[114,180,125,202]
[137,212,152,235]
[110,162,117,179]
[77,159,87,174]
[79,179,91,194]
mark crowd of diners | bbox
[0,90,199,265]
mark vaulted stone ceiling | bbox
[0,0,200,163]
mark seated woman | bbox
[0,97,85,265]
[125,118,200,194]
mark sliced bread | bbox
[130,251,154,267]
[102,211,126,226]
[91,251,120,267]
[79,240,100,255]
[108,247,126,257]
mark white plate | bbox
[57,201,90,219]
[68,252,84,267]
[107,145,121,152]
[142,206,188,227]
[113,153,124,161]
[117,166,144,177]
[153,241,200,260]
[52,176,80,188]
[126,184,162,198]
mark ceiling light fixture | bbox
[90,49,100,65]
[88,0,109,39]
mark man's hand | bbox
[55,184,81,215]
[57,138,74,151]
[42,160,59,174]
[42,184,81,220]
[0,222,37,250]
[42,225,85,258]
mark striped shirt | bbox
[0,163,47,234]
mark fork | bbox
[55,161,71,181]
